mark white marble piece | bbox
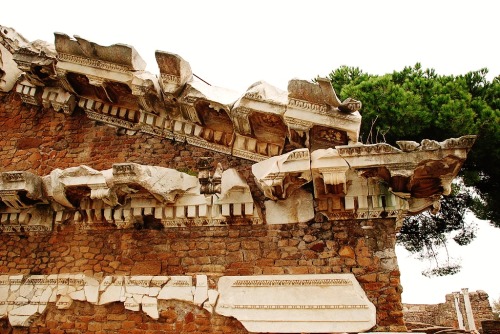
[252,149,311,200]
[8,314,32,327]
[265,188,314,225]
[9,275,23,293]
[124,296,140,312]
[193,275,208,306]
[69,289,86,302]
[125,276,152,295]
[8,297,33,316]
[56,295,73,310]
[84,276,99,304]
[99,278,124,305]
[215,274,376,333]
[157,276,193,302]
[0,275,8,317]
[0,40,23,92]
[149,276,169,297]
[141,296,159,319]
[204,289,219,314]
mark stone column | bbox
[462,288,477,331]
[453,292,465,330]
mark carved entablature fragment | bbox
[53,33,164,123]
[232,81,288,161]
[213,169,261,225]
[0,171,52,232]
[0,163,261,232]
[284,78,362,150]
[0,171,45,209]
[155,51,193,102]
[253,135,475,222]
[252,149,312,201]
[176,81,239,154]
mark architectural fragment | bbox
[252,148,311,200]
[174,80,239,154]
[54,33,164,133]
[252,135,475,222]
[231,81,288,161]
[11,39,78,113]
[0,163,261,231]
[284,78,362,150]
[215,274,376,333]
[0,171,52,232]
[0,25,28,92]
[155,51,192,100]
[335,136,476,215]
[213,169,261,224]
[264,188,314,224]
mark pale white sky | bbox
[2,0,499,304]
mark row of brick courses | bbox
[0,91,406,332]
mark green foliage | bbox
[327,64,500,275]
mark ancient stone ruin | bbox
[0,25,476,333]
[404,289,495,333]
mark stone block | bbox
[215,274,376,333]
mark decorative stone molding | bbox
[285,78,362,147]
[253,135,474,221]
[0,171,45,209]
[231,81,288,161]
[216,274,376,333]
[1,25,478,227]
[0,163,263,232]
[15,80,40,105]
[155,51,193,99]
[0,273,374,332]
[252,148,312,200]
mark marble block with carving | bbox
[215,274,376,333]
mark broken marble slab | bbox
[193,275,208,307]
[157,276,193,302]
[141,295,158,319]
[215,274,376,333]
[99,276,125,305]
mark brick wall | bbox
[0,91,406,332]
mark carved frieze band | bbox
[219,304,369,310]
[85,111,137,130]
[57,53,131,73]
[232,278,352,287]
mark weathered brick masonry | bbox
[1,91,405,332]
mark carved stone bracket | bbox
[252,149,311,200]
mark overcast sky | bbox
[2,0,499,304]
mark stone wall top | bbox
[0,24,476,233]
